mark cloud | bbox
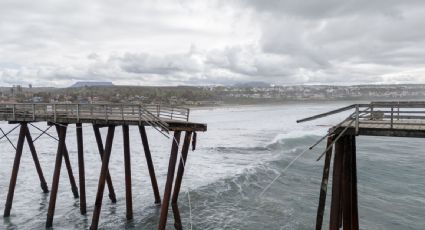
[1,0,425,86]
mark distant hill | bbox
[70,81,114,88]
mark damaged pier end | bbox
[0,103,206,230]
[298,101,425,230]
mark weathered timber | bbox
[54,125,79,198]
[92,125,117,203]
[315,136,333,230]
[90,125,116,230]
[3,124,26,217]
[139,125,161,204]
[25,124,49,193]
[158,131,182,230]
[76,123,86,215]
[172,131,193,230]
[123,125,133,220]
[0,102,206,229]
[46,124,67,228]
[329,136,344,230]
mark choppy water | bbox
[1,102,425,229]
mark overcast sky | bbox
[1,0,425,87]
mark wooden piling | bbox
[315,136,334,230]
[93,125,117,203]
[350,135,359,229]
[63,146,79,198]
[76,123,86,215]
[46,124,67,228]
[158,131,181,230]
[54,125,79,198]
[171,131,193,230]
[329,135,344,230]
[342,135,353,229]
[123,125,133,220]
[139,125,161,204]
[90,125,116,230]
[25,124,49,193]
[3,124,26,217]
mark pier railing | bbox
[297,101,425,132]
[0,103,190,123]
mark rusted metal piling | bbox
[0,103,206,229]
[298,101,425,229]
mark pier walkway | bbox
[298,101,425,230]
[0,103,206,230]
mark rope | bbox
[0,127,17,150]
[259,147,310,197]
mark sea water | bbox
[0,102,424,229]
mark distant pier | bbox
[0,103,206,230]
[298,101,425,230]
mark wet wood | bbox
[76,123,86,215]
[25,123,49,193]
[46,124,67,228]
[139,125,161,204]
[123,125,133,220]
[158,131,181,230]
[350,135,359,229]
[63,146,79,198]
[3,124,26,217]
[55,125,79,198]
[315,136,333,230]
[93,125,117,203]
[342,135,353,229]
[90,125,116,230]
[329,136,344,230]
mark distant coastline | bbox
[1,83,425,107]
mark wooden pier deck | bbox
[0,103,206,230]
[297,101,425,230]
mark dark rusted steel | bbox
[158,131,181,230]
[76,123,86,215]
[123,125,133,220]
[46,124,68,228]
[93,125,117,203]
[25,123,49,193]
[329,135,344,230]
[3,124,26,217]
[139,125,161,204]
[90,125,116,230]
[315,136,333,230]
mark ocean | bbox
[0,102,425,229]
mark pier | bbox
[0,103,206,229]
[298,101,425,230]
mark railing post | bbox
[32,104,35,121]
[104,105,108,122]
[186,108,190,121]
[390,106,394,129]
[397,102,400,120]
[171,107,174,119]
[121,104,124,120]
[138,105,142,125]
[12,104,16,120]
[157,104,160,117]
[77,104,80,122]
[355,104,359,135]
[54,104,57,122]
